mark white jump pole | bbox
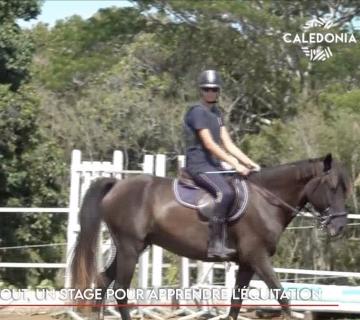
[113,150,124,179]
[225,263,237,289]
[151,154,166,288]
[98,151,124,276]
[177,155,191,288]
[181,258,190,289]
[65,149,82,288]
[138,155,154,290]
[197,261,213,285]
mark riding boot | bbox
[207,217,236,259]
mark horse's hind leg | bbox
[227,263,254,320]
[94,257,117,320]
[113,238,142,320]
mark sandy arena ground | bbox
[0,309,282,320]
[0,313,62,320]
[1,309,359,320]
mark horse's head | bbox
[303,154,352,237]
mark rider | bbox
[183,69,260,259]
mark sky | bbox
[18,1,360,30]
[18,0,133,28]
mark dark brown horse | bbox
[71,154,351,320]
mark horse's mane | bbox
[333,161,352,196]
[248,157,352,196]
[248,158,322,183]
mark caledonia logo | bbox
[283,17,357,61]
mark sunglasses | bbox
[201,87,219,92]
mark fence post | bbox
[177,155,191,288]
[138,155,154,290]
[113,150,124,179]
[181,258,190,289]
[196,261,213,285]
[65,149,82,288]
[151,154,166,288]
[225,263,237,289]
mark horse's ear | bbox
[323,153,332,172]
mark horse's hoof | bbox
[280,311,292,320]
[304,311,313,320]
[281,310,306,320]
[290,311,305,319]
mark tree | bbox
[133,0,360,139]
[0,0,67,287]
[0,0,41,90]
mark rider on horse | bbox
[183,69,260,259]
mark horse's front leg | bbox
[249,251,293,319]
[227,263,254,320]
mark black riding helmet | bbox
[198,70,222,88]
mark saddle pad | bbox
[173,178,249,222]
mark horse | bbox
[71,153,351,320]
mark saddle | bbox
[173,168,249,223]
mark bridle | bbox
[303,171,347,229]
[251,170,347,230]
[302,204,347,230]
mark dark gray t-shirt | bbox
[183,104,224,172]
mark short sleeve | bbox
[212,106,224,127]
[185,106,208,130]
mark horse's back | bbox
[101,174,172,229]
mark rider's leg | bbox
[191,171,236,258]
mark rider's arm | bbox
[198,129,247,170]
[220,126,258,168]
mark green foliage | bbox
[32,7,147,91]
[0,0,67,287]
[0,84,67,287]
[0,0,41,22]
[245,93,360,280]
[0,0,42,89]
[33,28,185,162]
[321,88,360,113]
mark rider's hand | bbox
[249,163,261,172]
[234,163,250,176]
[222,155,239,170]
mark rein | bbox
[250,183,302,217]
[245,171,303,216]
[248,172,347,230]
[204,168,347,229]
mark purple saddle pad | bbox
[172,178,249,222]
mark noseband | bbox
[305,206,347,230]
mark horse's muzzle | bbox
[328,223,346,238]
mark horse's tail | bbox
[71,177,117,290]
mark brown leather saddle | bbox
[173,168,249,223]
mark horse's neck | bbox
[249,160,321,208]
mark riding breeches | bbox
[189,169,235,222]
